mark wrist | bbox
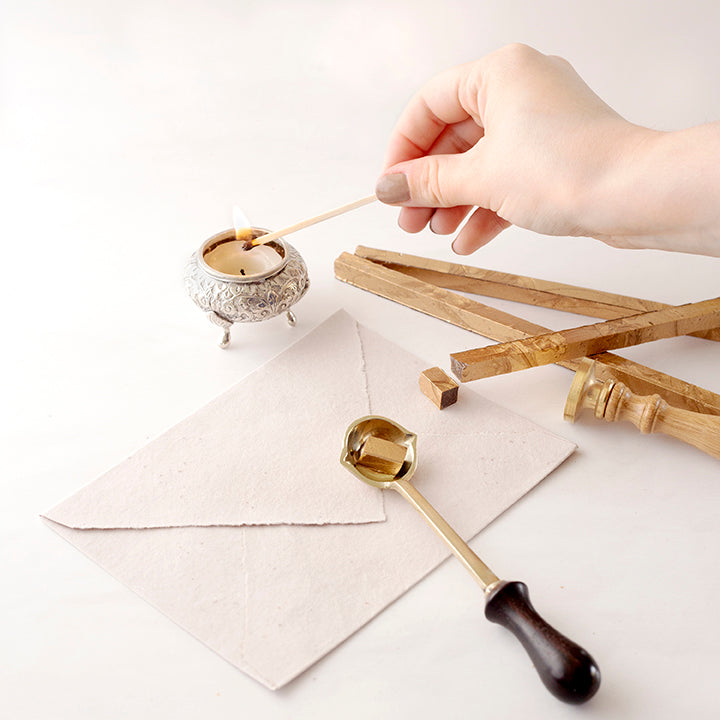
[584,123,720,255]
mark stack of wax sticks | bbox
[334,246,720,417]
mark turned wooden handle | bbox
[484,581,600,704]
[601,383,720,459]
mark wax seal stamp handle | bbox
[484,581,601,704]
[602,384,720,459]
[566,359,720,460]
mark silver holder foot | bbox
[286,310,296,327]
[207,312,233,349]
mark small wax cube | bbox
[419,367,459,409]
[357,436,407,476]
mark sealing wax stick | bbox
[451,296,720,382]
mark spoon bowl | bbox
[340,415,417,488]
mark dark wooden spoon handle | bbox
[484,581,601,704]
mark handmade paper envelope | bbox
[43,310,575,689]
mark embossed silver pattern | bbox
[184,236,309,346]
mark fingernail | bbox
[375,173,410,204]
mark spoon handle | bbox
[392,478,499,589]
[484,580,600,703]
[392,477,600,704]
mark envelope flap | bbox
[44,311,385,530]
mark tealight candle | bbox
[185,227,310,348]
[185,195,374,347]
[200,230,286,281]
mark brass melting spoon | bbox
[341,415,600,704]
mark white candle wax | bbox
[203,240,284,278]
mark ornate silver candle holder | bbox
[185,228,309,348]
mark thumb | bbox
[375,151,484,208]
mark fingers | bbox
[389,157,510,253]
[429,205,472,234]
[398,207,434,233]
[380,114,482,233]
[452,207,511,254]
[389,117,482,232]
[379,149,484,208]
[433,116,484,155]
[394,189,472,236]
[378,115,487,209]
[382,62,482,170]
[377,54,510,251]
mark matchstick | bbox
[245,194,377,248]
[334,251,720,416]
[450,297,720,382]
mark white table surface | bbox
[3,1,719,718]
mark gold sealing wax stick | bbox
[354,246,720,342]
[334,252,720,415]
[450,296,720,383]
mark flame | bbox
[233,206,254,245]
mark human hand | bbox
[376,43,720,256]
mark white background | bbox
[2,1,719,718]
